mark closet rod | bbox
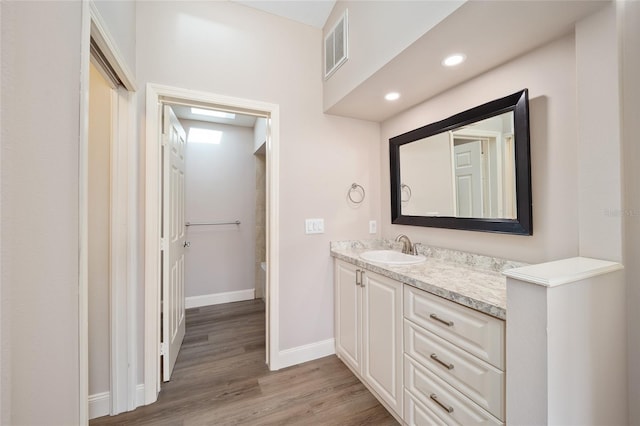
[185,220,241,226]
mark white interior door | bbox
[162,105,186,382]
[454,139,483,217]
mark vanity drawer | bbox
[404,389,448,426]
[405,320,504,420]
[404,285,505,369]
[404,355,503,426]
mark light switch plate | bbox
[369,220,377,234]
[305,218,325,234]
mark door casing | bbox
[144,84,281,404]
[80,1,138,423]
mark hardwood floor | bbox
[91,300,398,425]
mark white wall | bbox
[382,34,579,264]
[182,119,256,298]
[400,132,454,216]
[88,62,111,397]
[1,2,83,424]
[575,5,622,262]
[323,0,464,111]
[621,1,640,423]
[93,0,136,77]
[253,117,267,153]
[136,0,380,352]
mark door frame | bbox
[144,84,281,404]
[80,1,138,422]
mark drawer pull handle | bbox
[430,394,454,414]
[429,313,454,327]
[430,353,454,370]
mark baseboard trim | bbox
[185,289,255,309]
[89,384,146,419]
[275,338,335,370]
[136,383,145,407]
[89,391,110,420]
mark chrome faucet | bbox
[395,234,413,255]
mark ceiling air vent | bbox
[324,9,348,79]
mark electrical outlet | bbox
[305,218,325,234]
[369,220,377,234]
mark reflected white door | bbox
[162,105,186,381]
[454,140,483,217]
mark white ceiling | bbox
[232,0,336,28]
[326,0,610,122]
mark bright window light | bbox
[385,92,400,101]
[442,53,466,67]
[187,128,222,144]
[190,107,236,120]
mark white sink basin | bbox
[359,250,426,265]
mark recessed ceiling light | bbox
[385,92,400,101]
[191,107,236,120]
[442,53,466,67]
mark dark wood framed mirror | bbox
[390,89,532,235]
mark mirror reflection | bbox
[400,111,516,219]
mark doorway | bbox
[143,84,281,405]
[158,104,268,382]
[83,6,138,420]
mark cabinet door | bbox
[362,270,403,415]
[335,260,361,372]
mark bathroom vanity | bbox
[331,240,627,425]
[331,240,523,424]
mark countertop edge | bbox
[502,256,624,287]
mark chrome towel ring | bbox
[348,183,365,204]
[401,183,412,202]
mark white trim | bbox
[81,1,138,421]
[125,90,139,413]
[89,2,136,91]
[109,87,138,416]
[136,384,145,407]
[89,391,110,420]
[89,384,145,420]
[186,289,255,309]
[276,339,336,369]
[144,88,162,404]
[144,84,281,405]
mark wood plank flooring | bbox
[91,300,398,425]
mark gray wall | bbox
[93,0,136,76]
[135,1,380,353]
[182,120,256,298]
[1,2,83,424]
[382,34,579,264]
[621,1,640,423]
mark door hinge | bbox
[160,342,167,356]
[160,238,168,251]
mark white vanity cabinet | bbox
[403,285,505,425]
[334,259,403,417]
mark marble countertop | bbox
[330,240,527,320]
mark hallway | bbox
[91,300,397,425]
